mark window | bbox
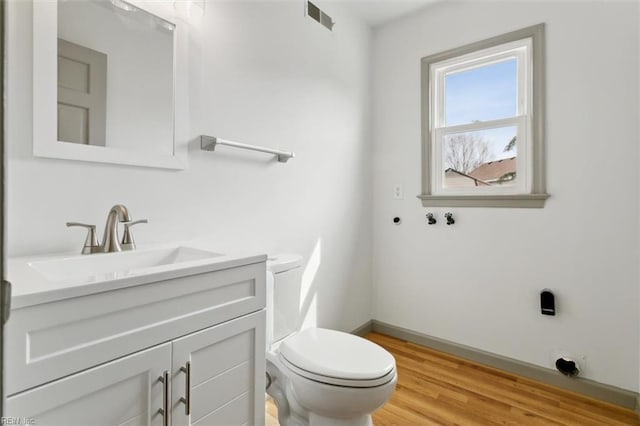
[420,25,548,208]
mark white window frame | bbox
[419,24,548,208]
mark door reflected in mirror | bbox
[57,0,175,156]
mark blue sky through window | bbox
[445,58,517,162]
[445,58,517,125]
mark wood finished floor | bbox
[266,332,640,426]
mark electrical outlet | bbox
[393,184,404,200]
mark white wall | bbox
[7,0,373,333]
[372,1,640,391]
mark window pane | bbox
[443,126,517,188]
[445,59,517,126]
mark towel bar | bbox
[200,135,295,163]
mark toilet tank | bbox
[266,254,303,347]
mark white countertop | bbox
[8,242,267,309]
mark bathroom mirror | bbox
[33,0,187,169]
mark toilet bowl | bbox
[265,255,397,426]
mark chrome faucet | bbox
[67,204,147,254]
[101,204,131,253]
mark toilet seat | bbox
[279,353,396,388]
[279,328,396,388]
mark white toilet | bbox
[265,254,397,426]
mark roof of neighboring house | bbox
[444,168,491,187]
[469,157,516,182]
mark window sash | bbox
[432,116,529,196]
[429,37,532,196]
[431,38,531,130]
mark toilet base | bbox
[266,353,395,426]
[309,412,372,426]
[269,397,373,426]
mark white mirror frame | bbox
[33,0,188,170]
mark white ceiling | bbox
[338,0,440,27]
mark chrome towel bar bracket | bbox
[200,135,295,163]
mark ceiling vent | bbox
[306,1,334,31]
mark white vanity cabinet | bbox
[5,259,267,426]
[6,343,171,426]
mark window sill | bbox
[417,193,549,208]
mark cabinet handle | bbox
[158,370,170,426]
[179,361,191,415]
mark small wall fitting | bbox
[444,212,455,225]
[555,357,580,377]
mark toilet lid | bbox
[279,328,396,383]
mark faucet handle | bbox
[121,219,148,251]
[66,222,100,255]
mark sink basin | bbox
[8,244,267,310]
[28,246,222,282]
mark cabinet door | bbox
[171,310,266,426]
[6,343,171,426]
